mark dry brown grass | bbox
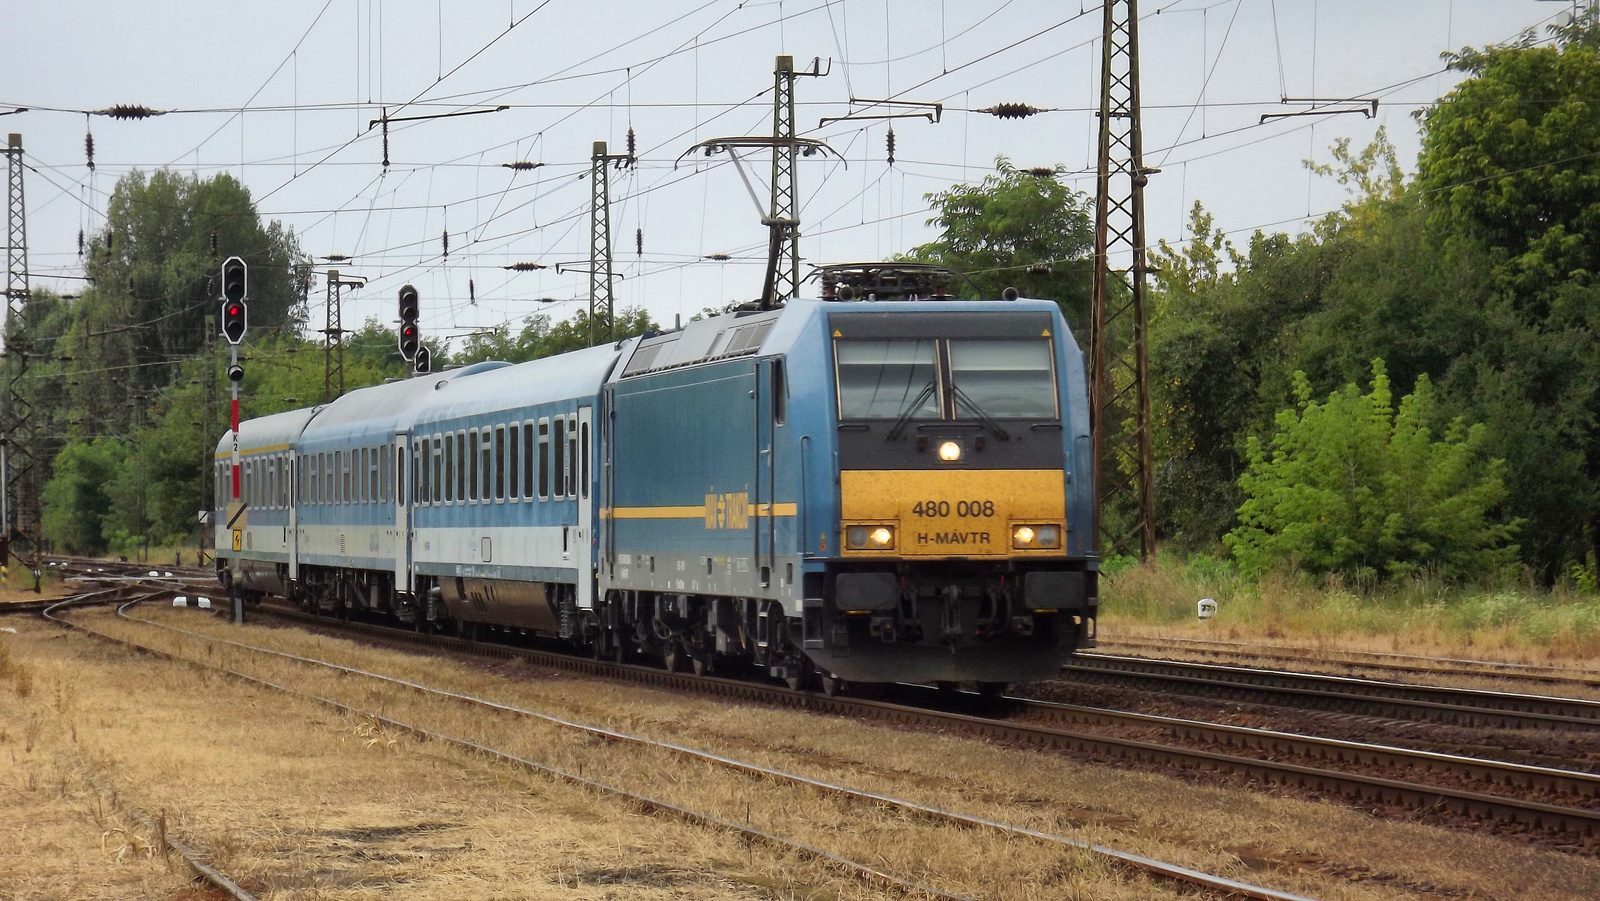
[1102,559,1600,670]
[69,606,1600,900]
[2,619,913,900]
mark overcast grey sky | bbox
[1,1,1577,344]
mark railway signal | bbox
[398,284,419,361]
[413,343,431,374]
[219,255,248,624]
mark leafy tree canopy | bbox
[1225,360,1518,582]
[909,157,1094,330]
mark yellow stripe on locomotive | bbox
[839,469,1066,558]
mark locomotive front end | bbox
[809,306,1097,684]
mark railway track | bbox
[30,585,261,901]
[39,596,1324,901]
[246,602,1600,846]
[1102,635,1600,689]
[1065,653,1600,731]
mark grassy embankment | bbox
[1101,556,1600,665]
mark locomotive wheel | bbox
[977,681,1009,698]
[821,674,843,698]
[690,653,711,677]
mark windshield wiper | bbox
[951,384,1011,441]
[884,380,937,442]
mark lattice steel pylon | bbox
[1089,0,1157,559]
[769,55,801,302]
[589,140,634,346]
[323,269,347,403]
[3,133,39,568]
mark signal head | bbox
[226,364,245,383]
[221,297,248,345]
[398,323,419,361]
[221,256,248,303]
[414,344,432,373]
[398,284,420,322]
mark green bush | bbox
[1224,360,1519,582]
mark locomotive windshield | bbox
[834,337,1057,420]
[948,340,1056,418]
[836,339,941,419]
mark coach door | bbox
[287,451,299,582]
[576,405,595,610]
[395,432,411,595]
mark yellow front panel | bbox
[840,469,1066,557]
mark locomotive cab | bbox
[806,305,1098,684]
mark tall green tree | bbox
[910,157,1095,330]
[1411,15,1600,575]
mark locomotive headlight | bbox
[937,440,962,462]
[845,525,895,550]
[1012,524,1062,549]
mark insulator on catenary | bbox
[469,278,476,303]
[1028,166,1056,178]
[886,128,896,166]
[980,103,1047,119]
[84,131,95,171]
[503,262,546,271]
[501,161,543,170]
[704,253,730,261]
[626,127,636,157]
[441,230,449,258]
[209,229,218,255]
[636,228,643,257]
[98,104,163,120]
[77,229,84,258]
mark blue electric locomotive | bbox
[216,287,1097,690]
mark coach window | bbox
[522,422,534,499]
[482,430,494,501]
[551,417,565,499]
[466,428,479,502]
[494,425,506,500]
[321,453,330,505]
[566,415,578,498]
[395,447,406,506]
[580,421,590,499]
[382,449,391,503]
[538,419,551,499]
[411,441,421,505]
[432,434,444,504]
[508,422,520,500]
[370,446,380,502]
[417,439,430,505]
[453,432,465,502]
[442,434,455,503]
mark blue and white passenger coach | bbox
[216,291,1098,690]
